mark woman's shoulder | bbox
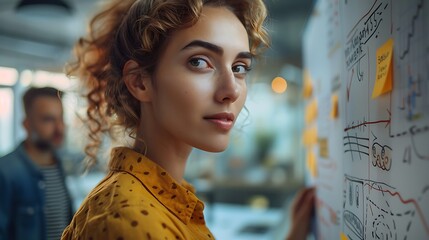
[64,172,179,239]
[65,201,177,240]
[79,171,162,214]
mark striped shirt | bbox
[40,164,72,240]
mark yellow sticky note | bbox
[318,138,329,158]
[340,232,349,240]
[372,38,393,98]
[330,94,339,119]
[302,126,318,146]
[303,69,313,98]
[306,148,317,177]
[305,100,318,124]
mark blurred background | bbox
[0,0,315,239]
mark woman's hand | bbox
[286,187,315,240]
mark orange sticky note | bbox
[303,69,313,98]
[340,232,349,240]
[302,126,318,146]
[330,94,339,119]
[306,148,317,177]
[305,100,318,124]
[372,38,393,98]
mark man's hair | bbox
[23,87,63,115]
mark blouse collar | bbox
[108,147,206,225]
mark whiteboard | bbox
[302,0,429,239]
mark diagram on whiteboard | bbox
[343,175,429,240]
[303,0,429,239]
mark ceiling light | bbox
[16,0,73,17]
[271,77,288,94]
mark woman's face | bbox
[148,6,251,152]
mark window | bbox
[0,67,18,86]
[0,88,14,155]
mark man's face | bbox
[25,96,65,151]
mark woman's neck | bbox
[134,126,192,183]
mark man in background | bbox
[0,87,73,240]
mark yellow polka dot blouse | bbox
[61,147,214,240]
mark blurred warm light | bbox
[33,70,71,90]
[0,67,18,86]
[271,76,287,94]
[20,70,33,87]
[0,89,14,154]
[0,89,13,117]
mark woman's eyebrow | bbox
[236,52,253,60]
[182,40,223,54]
[181,40,252,60]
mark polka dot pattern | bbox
[61,147,214,240]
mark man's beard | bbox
[31,131,62,151]
[34,138,53,151]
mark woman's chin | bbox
[194,141,229,153]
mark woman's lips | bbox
[203,113,235,131]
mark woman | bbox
[62,0,314,239]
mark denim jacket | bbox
[0,142,73,240]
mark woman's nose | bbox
[214,69,240,104]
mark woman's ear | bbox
[123,60,153,102]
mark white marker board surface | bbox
[302,0,429,239]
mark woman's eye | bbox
[188,58,210,69]
[232,65,251,74]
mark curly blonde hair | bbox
[68,0,269,165]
